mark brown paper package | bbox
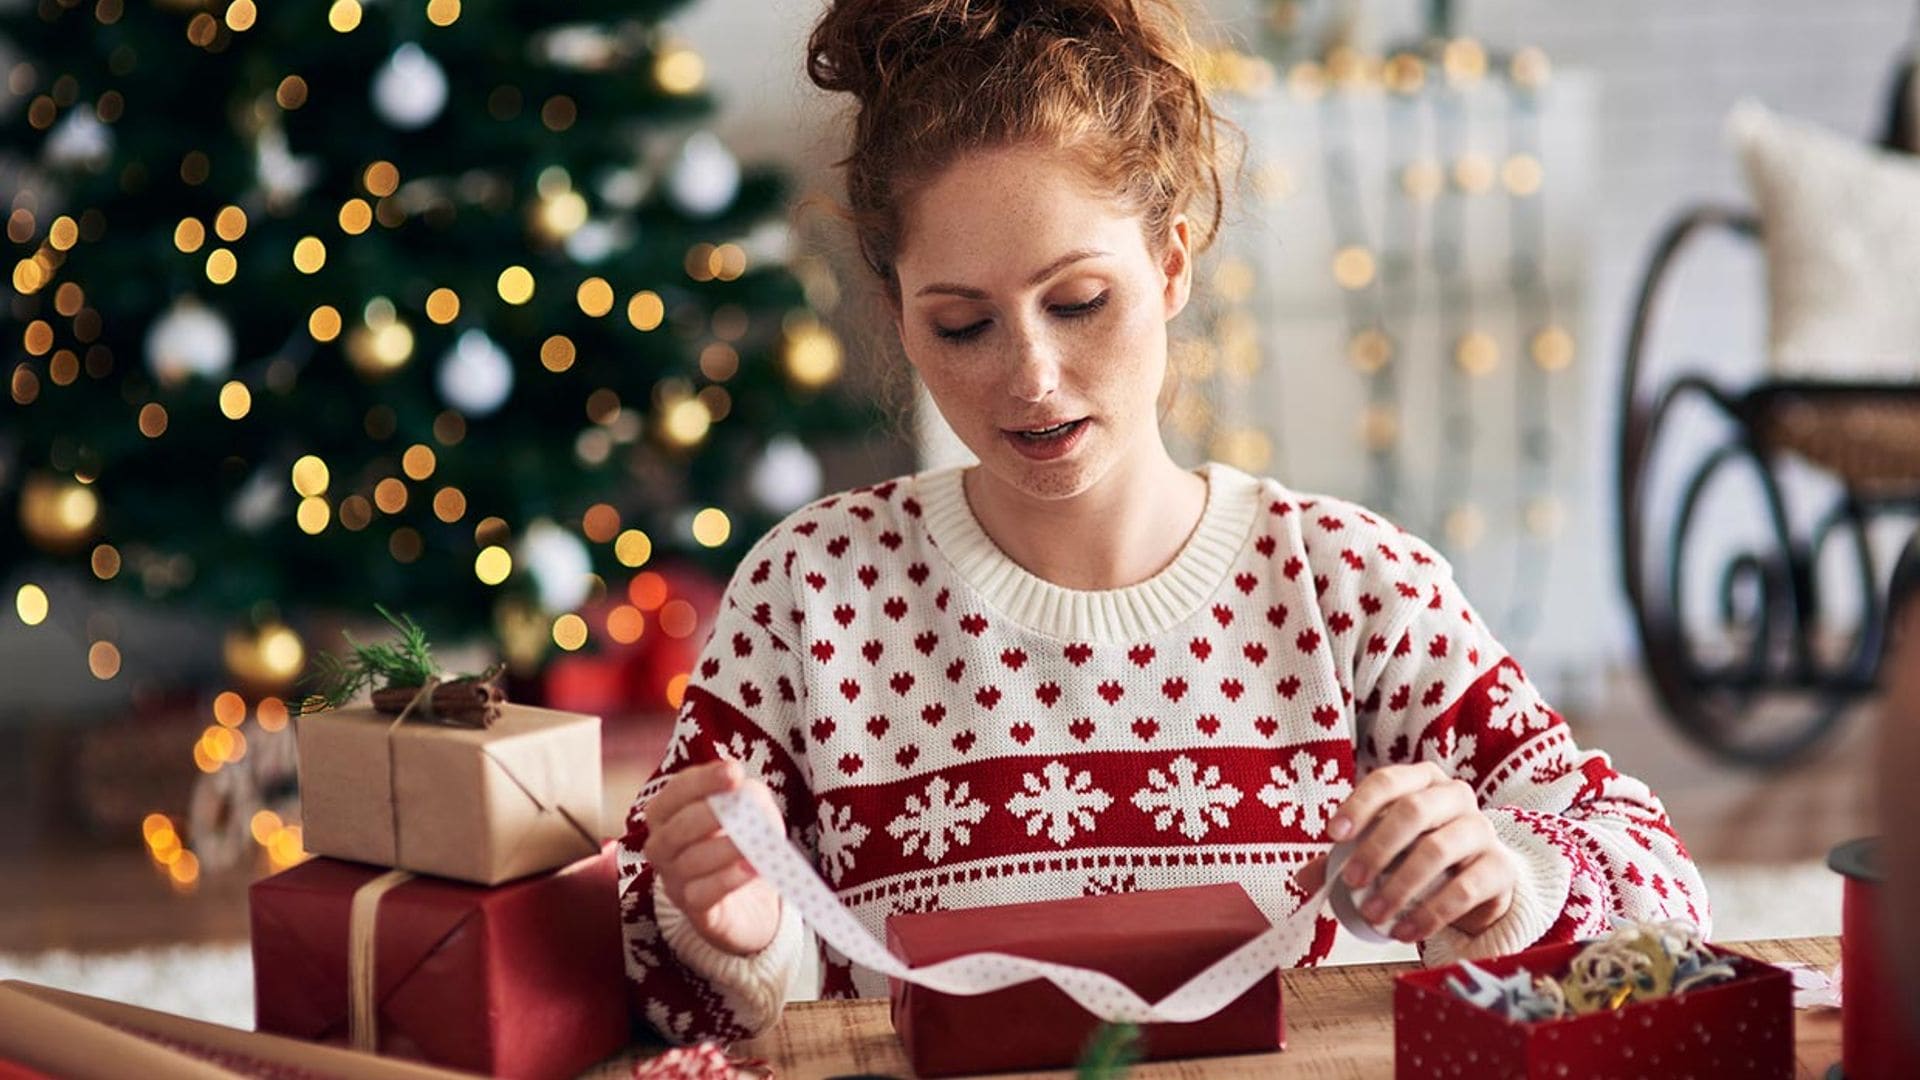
[296,703,603,885]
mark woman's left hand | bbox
[1301,762,1518,941]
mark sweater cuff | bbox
[654,877,804,1035]
[1420,806,1573,967]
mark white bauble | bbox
[371,44,449,131]
[741,219,792,266]
[255,126,318,206]
[518,519,593,613]
[597,167,649,211]
[666,132,740,219]
[564,219,627,264]
[227,464,284,534]
[437,329,514,417]
[749,435,822,514]
[44,110,113,171]
[145,297,234,386]
[541,26,618,70]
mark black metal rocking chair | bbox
[1617,56,1920,767]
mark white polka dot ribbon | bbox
[707,788,1374,1024]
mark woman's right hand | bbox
[642,759,787,957]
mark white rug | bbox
[0,860,1843,1029]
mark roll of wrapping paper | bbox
[1829,837,1920,1079]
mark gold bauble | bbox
[781,315,843,389]
[345,301,415,378]
[494,596,550,675]
[20,472,99,553]
[223,622,306,691]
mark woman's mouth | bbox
[1003,417,1090,460]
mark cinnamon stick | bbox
[370,670,505,728]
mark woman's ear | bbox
[1161,214,1193,321]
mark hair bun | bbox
[807,0,1137,101]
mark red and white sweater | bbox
[617,461,1707,1044]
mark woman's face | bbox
[891,145,1192,501]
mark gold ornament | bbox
[780,314,843,389]
[223,621,306,691]
[494,596,550,675]
[345,298,414,377]
[20,472,99,552]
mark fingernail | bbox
[1344,862,1367,888]
[1329,817,1353,841]
[1391,921,1419,941]
[1362,897,1388,922]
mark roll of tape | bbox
[1325,840,1400,945]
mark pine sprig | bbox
[1075,1022,1141,1080]
[295,605,439,715]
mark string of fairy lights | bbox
[1174,30,1577,654]
[7,0,856,886]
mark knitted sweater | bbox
[616,461,1707,1045]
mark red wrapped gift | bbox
[885,883,1284,1077]
[251,844,632,1080]
[1394,941,1793,1079]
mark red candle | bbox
[1829,837,1920,1079]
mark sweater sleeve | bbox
[616,544,818,1045]
[1346,541,1708,966]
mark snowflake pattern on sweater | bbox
[616,462,1707,1044]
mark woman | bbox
[619,0,1706,1044]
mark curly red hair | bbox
[804,0,1244,305]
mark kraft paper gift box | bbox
[250,844,633,1080]
[1394,940,1793,1079]
[296,701,602,886]
[885,882,1285,1077]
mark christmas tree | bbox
[3,0,873,689]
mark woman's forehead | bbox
[896,157,1146,283]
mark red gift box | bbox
[885,883,1285,1077]
[1394,941,1793,1079]
[251,844,633,1080]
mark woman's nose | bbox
[1005,333,1060,403]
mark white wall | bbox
[670,0,1919,701]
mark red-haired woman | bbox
[620,0,1706,1044]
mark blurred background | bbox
[3,0,1917,1028]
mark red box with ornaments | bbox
[1393,940,1793,1079]
[884,882,1285,1078]
[251,843,633,1080]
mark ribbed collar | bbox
[913,461,1262,644]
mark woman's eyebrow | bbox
[914,248,1110,299]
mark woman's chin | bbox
[975,436,1107,502]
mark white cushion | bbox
[1727,98,1920,380]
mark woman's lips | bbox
[1003,417,1090,460]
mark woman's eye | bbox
[1056,291,1110,318]
[933,320,988,342]
[930,291,1110,343]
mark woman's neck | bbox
[959,445,1209,592]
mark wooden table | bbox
[734,937,1841,1079]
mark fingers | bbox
[643,760,743,833]
[1341,775,1476,890]
[641,761,743,868]
[1329,761,1449,842]
[681,858,760,912]
[1293,854,1328,895]
[1359,815,1489,930]
[673,834,751,882]
[1387,847,1517,942]
[641,796,722,869]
